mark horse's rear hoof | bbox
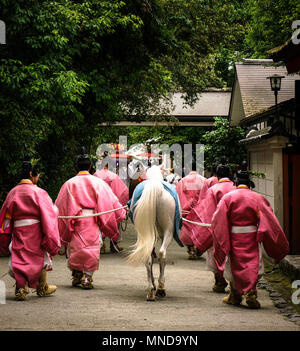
[156,289,166,297]
[147,288,156,301]
[147,295,156,301]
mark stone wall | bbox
[246,135,288,227]
[250,149,274,209]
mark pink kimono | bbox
[94,169,129,206]
[204,176,219,190]
[176,172,212,245]
[0,180,60,288]
[211,186,289,295]
[185,179,236,253]
[176,172,206,245]
[55,171,126,272]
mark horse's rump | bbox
[127,179,164,266]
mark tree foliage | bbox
[245,0,300,58]
[202,117,247,171]
[0,0,173,199]
[0,0,298,202]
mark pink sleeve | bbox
[38,191,61,256]
[176,179,191,212]
[258,198,289,261]
[211,196,231,272]
[55,184,79,246]
[111,178,129,206]
[0,201,13,256]
[202,189,218,225]
[188,189,216,251]
[96,184,126,241]
[0,201,13,235]
[197,180,209,205]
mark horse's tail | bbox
[127,179,163,266]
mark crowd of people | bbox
[0,150,289,309]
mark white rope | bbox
[182,217,211,227]
[58,205,128,219]
[181,210,190,215]
[57,204,210,227]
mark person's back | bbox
[55,148,126,289]
[59,170,117,211]
[0,158,60,301]
[212,164,289,309]
[176,171,206,213]
[223,186,261,227]
[94,168,129,206]
[94,167,129,253]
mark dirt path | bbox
[0,222,299,331]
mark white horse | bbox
[127,165,176,301]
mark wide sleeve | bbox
[55,183,79,246]
[111,177,129,206]
[188,189,216,252]
[0,198,13,256]
[38,190,61,256]
[257,198,289,261]
[197,180,209,205]
[96,182,127,241]
[211,196,231,272]
[0,201,13,234]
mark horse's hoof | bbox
[156,289,166,297]
[146,288,156,301]
[147,295,156,301]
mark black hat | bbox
[21,153,33,179]
[236,161,255,188]
[76,146,91,171]
[216,156,231,178]
[77,146,90,161]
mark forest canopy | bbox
[0,0,299,201]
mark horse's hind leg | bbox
[156,231,173,297]
[146,253,156,301]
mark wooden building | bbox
[229,58,300,253]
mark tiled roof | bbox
[171,91,231,117]
[235,59,299,118]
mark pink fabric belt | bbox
[231,225,257,233]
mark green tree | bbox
[0,0,249,201]
[0,0,174,200]
[202,117,247,172]
[246,0,300,58]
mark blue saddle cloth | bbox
[127,180,184,247]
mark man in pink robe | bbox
[182,160,235,292]
[55,150,126,289]
[176,170,206,259]
[200,159,220,198]
[0,160,60,301]
[200,171,219,200]
[94,165,129,253]
[182,160,219,246]
[211,166,289,309]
